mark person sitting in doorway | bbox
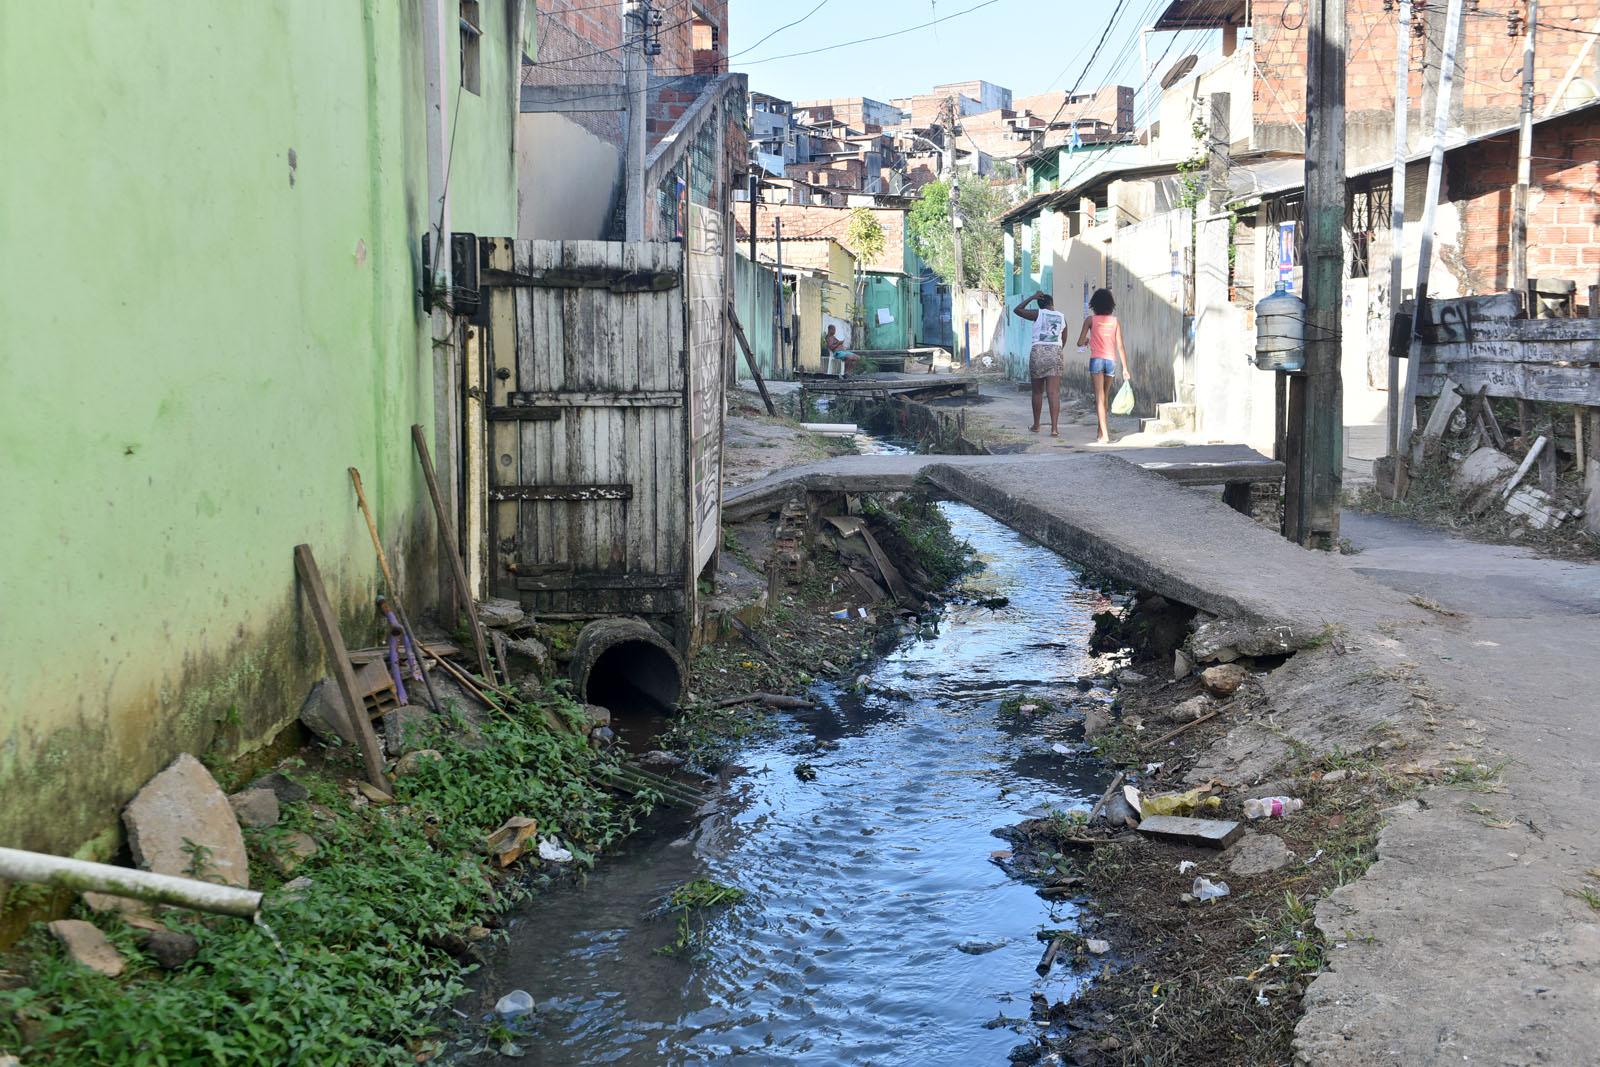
[825,324,860,375]
[1012,288,1065,436]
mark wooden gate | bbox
[478,238,696,627]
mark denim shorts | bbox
[1088,357,1115,377]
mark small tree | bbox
[842,208,886,267]
[908,178,1008,294]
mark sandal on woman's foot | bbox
[1050,429,1060,437]
[1029,424,1040,432]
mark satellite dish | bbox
[1160,54,1200,90]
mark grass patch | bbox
[861,493,977,589]
[0,693,641,1064]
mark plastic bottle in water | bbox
[1243,796,1302,820]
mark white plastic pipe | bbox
[0,847,262,920]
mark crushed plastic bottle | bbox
[494,989,534,1020]
[1192,876,1231,901]
[1243,796,1304,820]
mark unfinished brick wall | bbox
[526,0,730,147]
[1251,0,1595,151]
[1446,106,1600,293]
[734,203,907,273]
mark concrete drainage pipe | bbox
[568,617,686,715]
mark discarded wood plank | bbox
[1501,435,1548,500]
[412,425,495,682]
[727,305,777,416]
[706,691,815,710]
[1148,710,1222,748]
[293,545,391,794]
[1036,936,1069,975]
[1412,376,1463,464]
[1087,771,1127,825]
[1136,815,1244,849]
[489,629,512,688]
[729,616,777,659]
[349,467,440,712]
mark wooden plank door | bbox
[480,238,688,620]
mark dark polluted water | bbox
[465,502,1116,1065]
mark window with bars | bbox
[460,1,481,96]
[1346,176,1391,280]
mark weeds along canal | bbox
[462,496,1123,1065]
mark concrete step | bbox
[1141,417,1176,435]
[1157,402,1197,432]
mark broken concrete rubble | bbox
[138,927,199,970]
[248,771,309,805]
[227,788,280,829]
[1225,832,1292,875]
[267,832,319,876]
[381,705,432,757]
[124,753,250,888]
[1188,615,1296,661]
[1200,663,1248,697]
[47,919,125,977]
[1453,447,1518,514]
[298,678,360,746]
[476,598,526,629]
[394,748,444,777]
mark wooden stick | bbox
[348,467,442,712]
[293,545,391,794]
[1036,936,1068,975]
[412,425,495,683]
[419,642,517,699]
[1087,771,1126,825]
[706,691,815,710]
[1148,710,1221,748]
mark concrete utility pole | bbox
[1289,0,1347,549]
[1385,0,1411,457]
[623,0,651,241]
[1397,0,1466,457]
[942,96,967,360]
[1510,1,1538,299]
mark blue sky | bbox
[726,0,1220,121]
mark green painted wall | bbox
[0,3,519,867]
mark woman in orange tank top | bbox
[1075,288,1130,443]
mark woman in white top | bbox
[1013,289,1066,436]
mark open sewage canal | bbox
[465,497,1120,1064]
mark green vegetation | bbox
[0,693,640,1065]
[842,208,886,266]
[862,494,977,589]
[656,878,747,958]
[907,178,1009,294]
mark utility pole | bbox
[748,173,758,266]
[1289,0,1348,549]
[1397,0,1466,464]
[1385,0,1411,457]
[942,96,967,361]
[774,218,787,371]
[1510,1,1537,300]
[622,1,651,241]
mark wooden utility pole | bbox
[1509,1,1537,300]
[1397,0,1466,460]
[622,1,651,241]
[1385,0,1411,457]
[1290,0,1348,550]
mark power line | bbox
[729,0,834,59]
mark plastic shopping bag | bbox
[1110,378,1135,416]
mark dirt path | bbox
[1294,512,1600,1065]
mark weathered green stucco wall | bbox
[0,2,519,869]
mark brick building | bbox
[1445,101,1600,292]
[1014,86,1135,133]
[518,0,742,240]
[1154,0,1600,167]
[794,96,903,131]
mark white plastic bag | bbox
[1110,378,1135,416]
